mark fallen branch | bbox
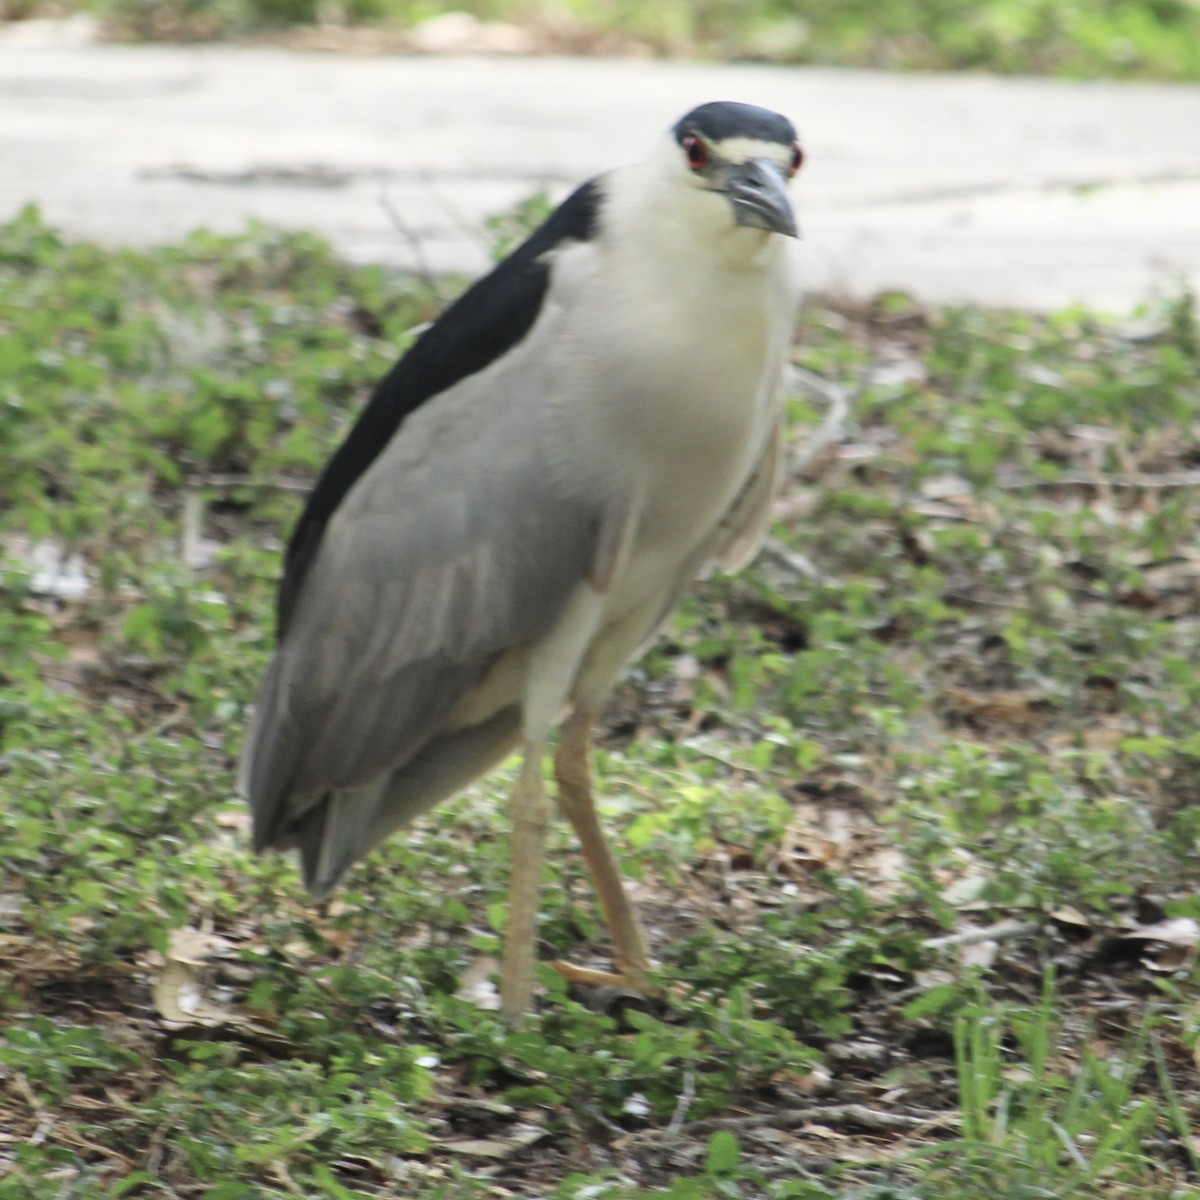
[924,919,1040,951]
[666,1068,697,1137]
[789,368,855,478]
[689,1102,959,1137]
[996,470,1200,492]
[379,186,449,305]
[190,473,311,493]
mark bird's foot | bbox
[550,960,649,990]
[550,960,662,1018]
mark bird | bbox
[240,100,804,1019]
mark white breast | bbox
[551,162,798,599]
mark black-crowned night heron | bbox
[241,101,803,1018]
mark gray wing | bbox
[615,408,786,676]
[241,359,601,861]
[713,409,785,572]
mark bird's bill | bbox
[720,158,798,238]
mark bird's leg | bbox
[500,741,551,1020]
[552,707,653,993]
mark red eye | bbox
[789,142,804,176]
[682,134,709,171]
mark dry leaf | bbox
[456,956,501,1010]
[941,684,1049,733]
[1145,944,1194,972]
[804,1124,849,1142]
[1120,918,1200,948]
[215,809,251,832]
[167,927,234,966]
[915,968,956,990]
[153,926,238,1026]
[960,939,999,969]
[153,959,227,1026]
[439,1126,546,1159]
[1050,905,1091,929]
[942,871,990,907]
[1119,918,1200,973]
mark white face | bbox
[676,131,804,185]
[673,130,803,240]
[704,137,802,175]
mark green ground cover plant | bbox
[7,0,1200,81]
[1,206,1198,1196]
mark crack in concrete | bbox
[832,164,1200,210]
[138,162,575,190]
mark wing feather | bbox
[276,179,604,633]
[713,410,785,572]
[244,318,604,853]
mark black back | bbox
[673,101,796,148]
[277,178,603,635]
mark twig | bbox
[666,1069,696,1137]
[760,537,827,582]
[270,1161,309,1197]
[940,591,1030,612]
[12,1072,54,1147]
[142,1112,172,1176]
[690,1103,959,1136]
[190,473,311,494]
[995,470,1200,492]
[832,164,1200,211]
[46,1100,137,1169]
[924,919,1040,950]
[128,703,190,744]
[378,186,449,305]
[181,487,205,569]
[788,368,855,478]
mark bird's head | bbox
[669,101,802,241]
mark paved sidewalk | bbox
[2,41,1198,311]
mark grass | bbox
[9,0,1200,81]
[0,204,1199,1197]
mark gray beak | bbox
[720,157,797,238]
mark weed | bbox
[76,0,1200,80]
[1,210,1198,1196]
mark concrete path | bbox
[2,39,1199,311]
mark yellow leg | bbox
[553,708,652,992]
[500,743,551,1019]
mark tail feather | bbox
[287,706,522,898]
